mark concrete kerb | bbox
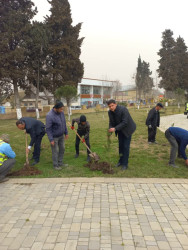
[7,177,188,184]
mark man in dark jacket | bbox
[107,99,136,170]
[165,127,188,168]
[146,103,163,144]
[16,117,45,165]
[71,115,90,161]
[46,101,69,170]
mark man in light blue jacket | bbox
[0,134,16,183]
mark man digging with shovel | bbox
[71,115,91,162]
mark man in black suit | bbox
[146,103,163,144]
[107,99,136,170]
[16,117,45,165]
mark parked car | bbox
[71,106,81,110]
[26,107,42,112]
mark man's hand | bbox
[71,126,74,130]
[65,135,69,140]
[148,125,152,129]
[82,138,85,143]
[185,159,188,166]
[108,128,115,133]
[26,148,30,154]
[51,141,55,146]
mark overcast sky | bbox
[32,0,188,86]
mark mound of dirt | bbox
[85,161,114,174]
[8,165,42,177]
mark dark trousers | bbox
[75,131,90,155]
[165,129,178,164]
[32,131,45,162]
[118,131,132,167]
[0,159,16,180]
[148,126,157,142]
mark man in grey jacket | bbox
[107,99,136,170]
[46,102,69,170]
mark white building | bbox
[76,78,114,107]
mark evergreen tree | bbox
[135,55,142,99]
[45,0,84,100]
[0,0,37,118]
[135,56,153,100]
[26,21,49,118]
[174,36,188,90]
[157,29,178,91]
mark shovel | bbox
[24,133,30,168]
[67,122,100,162]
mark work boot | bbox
[75,154,79,158]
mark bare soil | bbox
[85,161,114,174]
[8,165,42,177]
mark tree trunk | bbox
[13,79,22,119]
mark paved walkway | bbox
[0,178,188,250]
[160,114,188,133]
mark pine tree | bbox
[45,0,84,100]
[157,29,178,91]
[135,55,142,100]
[174,36,188,90]
[135,56,153,100]
[0,0,37,118]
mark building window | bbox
[103,87,111,95]
[93,86,101,95]
[81,86,90,94]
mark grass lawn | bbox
[0,106,188,178]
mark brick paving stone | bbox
[0,178,187,249]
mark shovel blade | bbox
[89,152,100,162]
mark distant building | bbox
[77,78,114,107]
[114,85,136,103]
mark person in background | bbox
[0,134,16,183]
[16,117,45,165]
[107,99,136,170]
[146,103,163,144]
[46,101,69,170]
[71,115,90,161]
[165,127,188,168]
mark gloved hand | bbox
[82,138,85,143]
[148,125,152,129]
[71,126,74,130]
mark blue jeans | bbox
[118,131,132,166]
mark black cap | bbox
[156,103,163,108]
[80,115,86,122]
[53,101,64,109]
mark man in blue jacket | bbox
[0,134,16,183]
[16,117,45,165]
[165,127,188,168]
[107,99,136,170]
[46,101,69,170]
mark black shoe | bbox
[75,154,79,158]
[115,162,121,167]
[121,165,128,170]
[31,161,39,166]
[86,156,90,162]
